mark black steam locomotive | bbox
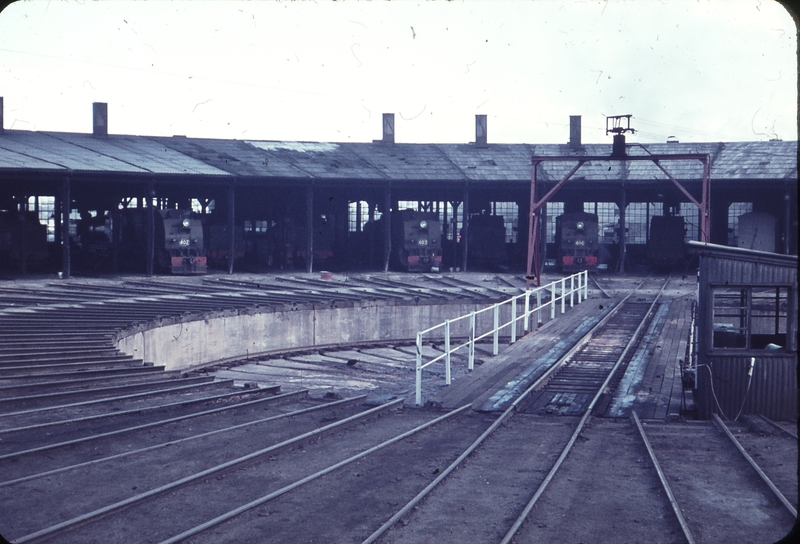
[647,215,686,270]
[555,212,599,272]
[391,210,442,272]
[0,211,49,272]
[161,209,207,274]
[118,208,207,275]
[467,213,508,269]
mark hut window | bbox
[712,286,790,350]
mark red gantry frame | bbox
[525,151,710,286]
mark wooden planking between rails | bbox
[634,297,694,420]
[428,300,614,411]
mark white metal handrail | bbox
[415,271,588,405]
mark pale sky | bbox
[0,0,796,145]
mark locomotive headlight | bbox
[182,219,191,228]
[419,220,427,229]
[576,221,585,230]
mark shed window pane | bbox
[751,287,788,349]
[490,202,518,243]
[727,202,753,246]
[713,288,748,349]
[712,286,790,350]
[545,202,564,243]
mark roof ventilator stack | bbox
[568,115,582,150]
[382,113,394,144]
[475,114,488,147]
[93,102,108,138]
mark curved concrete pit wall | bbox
[115,298,505,372]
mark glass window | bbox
[584,202,619,244]
[727,202,753,246]
[712,286,791,350]
[490,202,519,243]
[545,202,564,243]
[348,201,381,232]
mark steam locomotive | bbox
[0,211,49,272]
[555,212,599,272]
[467,214,508,270]
[161,209,207,274]
[647,215,687,270]
[391,210,442,272]
[118,208,207,275]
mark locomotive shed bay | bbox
[0,271,795,543]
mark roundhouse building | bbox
[0,100,796,277]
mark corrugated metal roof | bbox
[0,129,795,183]
[51,133,229,176]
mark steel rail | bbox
[360,311,609,544]
[0,375,213,405]
[632,412,696,544]
[0,394,364,488]
[363,275,667,543]
[0,389,311,463]
[156,404,473,544]
[758,415,799,441]
[712,413,797,518]
[0,369,168,390]
[0,384,282,436]
[500,275,670,544]
[0,379,228,419]
[588,272,612,299]
[12,398,404,544]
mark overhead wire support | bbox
[525,115,711,286]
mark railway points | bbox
[0,271,796,543]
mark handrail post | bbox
[561,278,566,314]
[444,319,451,385]
[469,312,476,370]
[536,289,542,326]
[523,291,530,334]
[493,304,499,355]
[511,297,517,343]
[550,283,556,320]
[415,333,423,405]
[584,270,588,299]
[570,275,575,307]
[577,272,582,303]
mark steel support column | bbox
[383,186,392,272]
[61,177,71,279]
[619,186,627,273]
[146,181,155,276]
[525,160,540,287]
[227,181,235,274]
[461,184,470,272]
[306,184,314,274]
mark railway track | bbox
[366,275,795,544]
[0,273,795,542]
[0,273,522,542]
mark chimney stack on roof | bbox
[93,102,108,137]
[569,115,581,149]
[475,114,487,146]
[382,113,395,144]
